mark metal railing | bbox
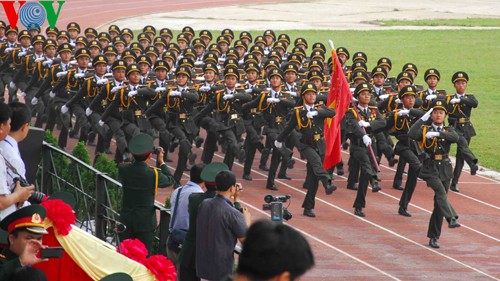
[37,141,171,255]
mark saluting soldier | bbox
[408,100,461,249]
[275,82,336,217]
[345,83,385,217]
[118,133,175,253]
[418,68,446,111]
[446,71,479,192]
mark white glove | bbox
[274,140,283,149]
[74,73,85,79]
[194,60,204,66]
[43,59,53,66]
[351,97,358,102]
[362,135,372,146]
[378,94,389,101]
[349,87,355,93]
[218,57,225,63]
[199,86,211,92]
[223,94,234,100]
[195,76,205,81]
[235,83,241,88]
[56,71,68,78]
[127,90,138,97]
[87,62,93,68]
[266,97,279,103]
[9,81,15,88]
[31,97,38,105]
[398,109,410,116]
[450,98,460,104]
[49,91,56,98]
[18,51,27,57]
[426,132,440,139]
[69,42,76,47]
[169,90,181,97]
[111,86,122,93]
[306,111,318,118]
[289,91,297,97]
[358,120,370,127]
[96,78,108,85]
[98,120,105,127]
[426,94,437,101]
[34,57,44,62]
[155,87,166,93]
[4,47,13,53]
[61,105,69,114]
[420,108,434,122]
[264,49,270,55]
[85,108,93,116]
[244,88,252,94]
[395,98,401,104]
[18,92,26,97]
[238,59,244,65]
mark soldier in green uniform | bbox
[118,133,175,253]
[408,101,461,249]
[177,162,229,281]
[0,205,48,280]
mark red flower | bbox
[145,254,177,281]
[41,199,76,236]
[371,109,376,116]
[118,239,148,265]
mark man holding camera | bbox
[0,102,34,220]
[118,133,175,253]
[196,170,251,281]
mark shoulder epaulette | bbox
[368,105,378,109]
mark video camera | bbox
[263,195,292,222]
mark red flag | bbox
[323,49,352,170]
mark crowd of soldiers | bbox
[0,21,479,241]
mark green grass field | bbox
[138,28,500,170]
[379,18,500,27]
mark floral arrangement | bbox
[41,199,76,236]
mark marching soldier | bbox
[408,100,461,249]
[447,71,479,192]
[275,82,336,217]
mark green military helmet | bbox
[126,63,140,76]
[162,51,176,62]
[267,67,284,80]
[58,30,70,41]
[307,69,323,81]
[57,43,73,54]
[31,35,45,45]
[182,26,195,37]
[75,48,91,59]
[192,38,206,49]
[167,43,180,54]
[249,45,264,56]
[75,36,88,47]
[398,85,417,99]
[203,62,219,74]
[221,28,234,40]
[145,45,159,57]
[312,42,326,53]
[108,25,120,35]
[402,63,418,76]
[224,66,240,79]
[121,49,136,61]
[301,82,317,96]
[45,26,59,37]
[200,29,213,41]
[282,62,298,74]
[0,20,6,29]
[128,133,154,156]
[291,47,306,59]
[154,60,170,72]
[138,32,151,43]
[377,57,392,70]
[287,54,301,65]
[121,28,134,39]
[200,162,230,183]
[93,55,108,67]
[397,71,414,84]
[244,62,260,73]
[273,40,287,52]
[130,42,143,54]
[175,66,192,79]
[177,33,189,44]
[431,99,447,111]
[208,44,222,56]
[67,22,81,33]
[277,34,290,46]
[223,57,239,69]
[353,83,373,98]
[352,51,367,63]
[159,28,172,39]
[85,27,98,38]
[452,71,469,83]
[216,35,230,45]
[112,59,127,71]
[88,40,102,51]
[143,25,156,36]
[49,191,77,210]
[6,25,18,35]
[112,35,126,46]
[239,31,252,42]
[43,39,57,50]
[136,54,152,66]
[351,61,367,72]
[424,68,441,81]
[225,48,239,60]
[18,30,31,40]
[263,58,279,70]
[336,47,350,60]
[254,36,266,46]
[234,39,248,51]
[103,45,118,56]
[267,50,282,62]
[310,50,325,61]
[351,70,369,83]
[371,66,388,78]
[0,204,48,234]
[179,57,195,68]
[294,37,308,49]
[203,51,219,64]
[98,32,111,43]
[263,29,276,41]
[243,53,257,64]
[309,60,324,71]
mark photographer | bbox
[196,170,251,281]
[0,102,34,220]
[118,133,175,253]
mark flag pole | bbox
[328,40,380,172]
